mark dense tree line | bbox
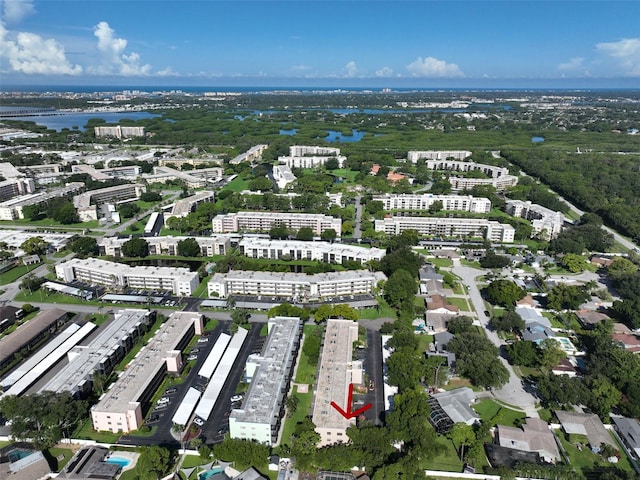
[503,150,640,240]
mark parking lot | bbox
[119,320,264,447]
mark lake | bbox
[325,129,365,143]
[531,136,545,143]
[4,110,160,131]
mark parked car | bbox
[193,417,205,427]
[187,355,198,361]
[230,394,243,403]
[197,337,209,343]
[165,388,177,394]
[158,397,170,404]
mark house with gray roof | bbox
[497,417,560,464]
[555,411,616,452]
[522,322,555,344]
[427,387,479,433]
[612,416,640,460]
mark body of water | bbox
[279,128,297,136]
[2,110,159,132]
[325,129,365,142]
[531,136,545,143]
[200,467,224,480]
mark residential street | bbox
[452,264,540,417]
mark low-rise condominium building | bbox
[212,211,342,236]
[229,316,302,445]
[313,319,364,446]
[373,193,491,213]
[55,257,200,296]
[505,200,566,239]
[238,238,385,265]
[375,216,515,243]
[208,270,386,301]
[99,235,231,257]
[90,311,203,433]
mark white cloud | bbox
[292,64,311,71]
[375,66,394,77]
[344,60,358,77]
[91,21,151,76]
[2,0,35,24]
[558,57,584,71]
[406,56,464,78]
[0,22,82,74]
[596,38,640,75]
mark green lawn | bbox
[446,297,471,311]
[421,435,464,472]
[0,263,42,285]
[192,275,211,298]
[430,257,454,268]
[73,418,122,443]
[460,259,482,269]
[44,447,75,472]
[474,398,526,427]
[556,431,634,473]
[222,175,250,192]
[15,288,103,305]
[358,298,396,320]
[278,387,314,449]
[294,325,320,384]
[0,218,99,229]
[85,313,111,326]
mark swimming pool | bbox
[199,466,223,479]
[105,456,132,468]
[8,448,34,463]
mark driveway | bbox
[452,264,539,417]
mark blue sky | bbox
[1,0,639,87]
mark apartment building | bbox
[164,190,215,221]
[212,212,342,236]
[0,183,84,220]
[277,145,346,169]
[208,270,385,300]
[90,311,203,433]
[55,258,200,296]
[238,238,385,265]
[73,183,146,221]
[375,216,515,243]
[449,175,519,192]
[229,144,269,165]
[0,177,35,201]
[99,235,231,257]
[506,200,566,239]
[94,125,146,139]
[313,319,364,447]
[373,193,491,213]
[407,150,472,163]
[273,164,297,189]
[229,316,302,445]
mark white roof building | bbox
[212,211,342,236]
[230,316,302,445]
[313,319,363,447]
[90,311,203,433]
[55,257,200,296]
[208,270,386,301]
[506,200,566,239]
[375,216,515,243]
[238,238,385,264]
[373,193,491,213]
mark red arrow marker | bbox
[330,383,372,419]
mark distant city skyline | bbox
[1,0,639,88]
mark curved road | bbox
[452,263,539,417]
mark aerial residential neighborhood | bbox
[0,84,639,480]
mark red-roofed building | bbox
[612,333,640,353]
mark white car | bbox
[230,394,243,403]
[193,417,205,426]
